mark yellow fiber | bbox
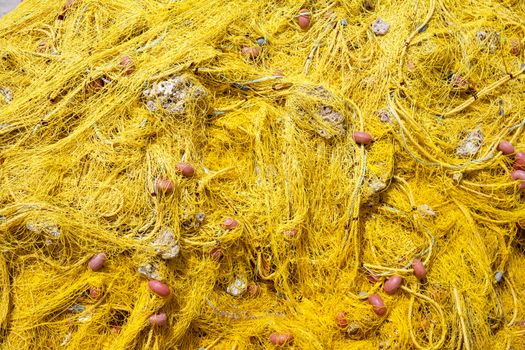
[0,0,524,348]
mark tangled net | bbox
[0,0,524,349]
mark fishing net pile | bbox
[0,0,524,348]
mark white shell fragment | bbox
[182,212,206,229]
[26,220,61,239]
[476,29,500,53]
[379,110,391,123]
[347,323,361,339]
[452,173,463,182]
[0,87,13,104]
[369,178,387,193]
[494,271,504,283]
[138,262,162,280]
[456,126,483,157]
[153,227,180,260]
[317,105,346,139]
[78,310,93,323]
[143,75,207,115]
[68,304,85,314]
[372,18,390,36]
[418,204,436,218]
[196,212,206,224]
[226,276,247,297]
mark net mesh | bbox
[0,0,524,349]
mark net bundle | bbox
[0,0,524,349]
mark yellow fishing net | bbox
[0,0,524,348]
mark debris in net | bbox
[138,262,162,280]
[226,276,247,297]
[78,310,93,323]
[378,110,391,123]
[26,220,61,239]
[379,339,400,350]
[152,227,180,260]
[494,271,504,283]
[68,304,85,314]
[451,74,469,91]
[372,18,390,36]
[196,212,206,224]
[0,88,12,104]
[317,105,346,139]
[476,29,500,53]
[182,212,206,229]
[143,75,208,115]
[346,322,363,339]
[305,85,332,99]
[452,173,463,182]
[456,127,483,157]
[418,204,436,218]
[369,178,387,193]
